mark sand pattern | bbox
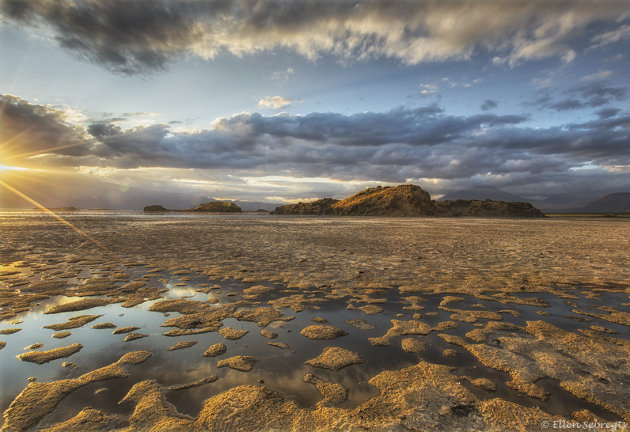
[0,216,628,431]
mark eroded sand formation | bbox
[2,351,151,431]
[16,343,83,365]
[0,215,629,431]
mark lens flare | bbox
[0,164,28,172]
[0,179,111,253]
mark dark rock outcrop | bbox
[272,184,544,217]
[144,202,242,213]
[435,199,544,217]
[187,202,241,213]
[143,205,168,212]
[332,185,438,216]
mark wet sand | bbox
[0,214,629,431]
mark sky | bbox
[1,0,629,209]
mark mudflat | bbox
[0,214,629,431]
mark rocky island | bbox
[143,202,242,213]
[186,202,241,212]
[271,184,544,217]
[143,205,168,212]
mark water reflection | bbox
[1,270,628,428]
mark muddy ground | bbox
[0,214,629,431]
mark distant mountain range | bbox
[576,193,630,213]
[439,187,526,203]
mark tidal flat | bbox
[1,214,629,431]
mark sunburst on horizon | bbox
[0,164,29,172]
[0,132,110,252]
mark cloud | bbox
[93,108,630,195]
[578,83,627,106]
[605,54,625,62]
[4,93,630,204]
[419,83,439,97]
[590,24,630,49]
[6,91,626,179]
[0,0,204,75]
[481,99,498,111]
[540,82,628,111]
[2,0,628,74]
[561,49,576,64]
[258,96,299,110]
[595,107,621,119]
[580,70,613,81]
[550,99,585,111]
[271,67,294,82]
[0,94,93,161]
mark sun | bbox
[0,161,109,252]
[0,164,28,172]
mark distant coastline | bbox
[33,206,78,211]
[18,187,630,217]
[144,201,242,213]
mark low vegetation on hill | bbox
[271,198,339,215]
[435,199,543,217]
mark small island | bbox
[271,184,544,217]
[143,202,241,213]
[143,205,168,212]
[187,202,241,212]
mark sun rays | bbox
[0,164,28,172]
[0,107,109,252]
[0,179,112,252]
[2,141,89,162]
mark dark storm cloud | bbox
[0,94,93,159]
[2,0,629,74]
[480,118,630,168]
[1,0,208,74]
[540,82,628,111]
[550,99,585,111]
[85,107,528,174]
[577,83,628,107]
[87,122,122,138]
[7,94,629,195]
[596,108,621,119]
[480,99,498,111]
